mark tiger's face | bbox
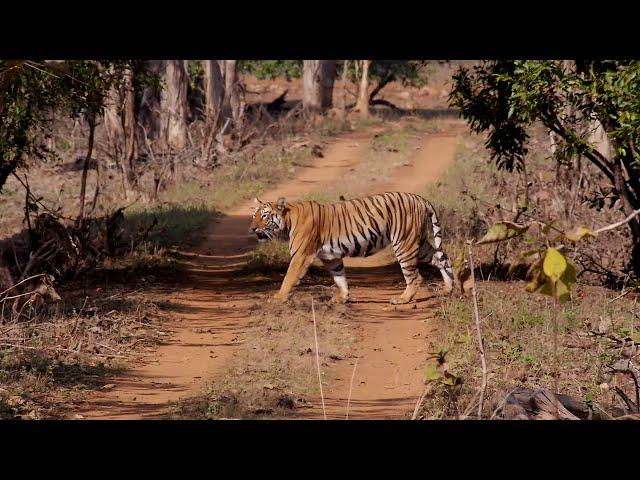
[249,197,287,242]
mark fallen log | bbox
[530,389,580,420]
[497,387,629,420]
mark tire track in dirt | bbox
[77,126,386,419]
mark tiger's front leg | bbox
[273,252,316,302]
[320,258,349,304]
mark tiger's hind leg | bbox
[320,258,349,304]
[390,241,423,305]
[418,240,454,293]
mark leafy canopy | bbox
[0,60,150,192]
[449,60,640,178]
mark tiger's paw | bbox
[330,293,350,305]
[390,297,411,305]
[271,293,289,303]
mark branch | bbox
[368,73,395,102]
[370,99,401,110]
[0,274,49,298]
[614,386,637,414]
[543,111,615,183]
[594,207,640,234]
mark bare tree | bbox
[138,60,188,153]
[302,60,337,112]
[77,117,96,220]
[121,67,138,191]
[341,60,349,111]
[221,60,244,125]
[355,60,371,117]
[103,66,138,197]
[158,60,189,151]
[203,60,225,129]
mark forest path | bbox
[78,119,464,419]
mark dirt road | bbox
[79,120,463,419]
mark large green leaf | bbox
[543,247,567,281]
[527,248,576,303]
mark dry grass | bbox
[416,124,640,419]
[0,287,165,419]
[417,282,639,419]
[240,239,291,276]
[423,125,634,282]
[168,290,355,419]
[301,116,447,204]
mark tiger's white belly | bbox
[315,235,389,261]
[316,245,343,261]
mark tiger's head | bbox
[249,197,288,242]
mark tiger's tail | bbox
[425,199,454,291]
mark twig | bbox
[19,240,57,282]
[594,207,640,234]
[551,281,560,419]
[460,389,481,419]
[593,403,614,420]
[411,384,433,420]
[607,288,634,304]
[614,386,638,413]
[0,342,78,355]
[97,342,121,354]
[311,297,326,420]
[1,289,40,303]
[0,273,49,297]
[467,241,487,418]
[345,357,359,420]
[613,414,640,420]
[12,172,73,222]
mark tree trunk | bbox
[369,72,395,103]
[103,85,124,163]
[103,66,138,198]
[78,118,96,220]
[226,61,245,126]
[355,60,371,117]
[341,60,349,111]
[611,156,640,275]
[203,60,225,129]
[589,119,613,161]
[302,60,337,112]
[221,60,233,120]
[158,60,189,151]
[139,60,162,142]
[122,67,138,193]
[89,150,102,216]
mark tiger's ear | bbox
[276,197,286,211]
[254,197,262,205]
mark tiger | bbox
[249,192,454,304]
